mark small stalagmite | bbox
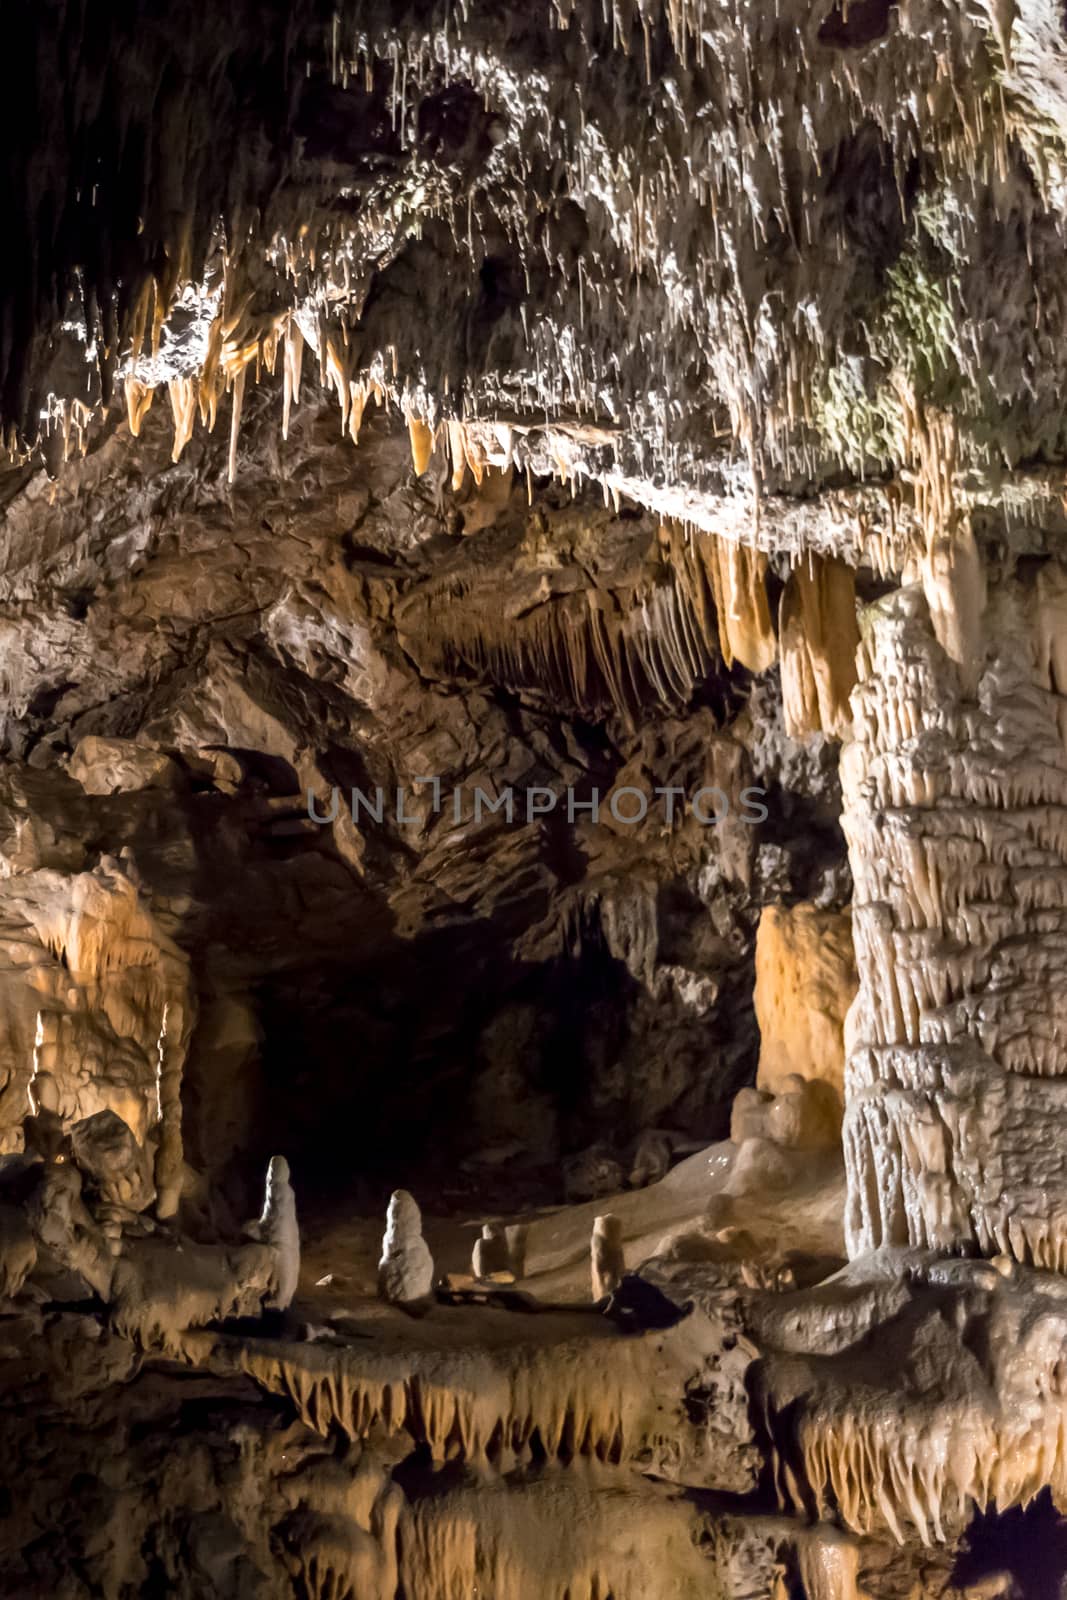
[255,1155,300,1311]
[471,1221,510,1279]
[591,1213,625,1302]
[378,1189,435,1304]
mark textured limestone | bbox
[70,1110,155,1212]
[69,737,182,797]
[842,570,1067,1262]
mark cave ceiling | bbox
[6,0,1067,558]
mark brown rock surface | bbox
[754,902,857,1104]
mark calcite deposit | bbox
[3,0,1067,1595]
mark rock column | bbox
[841,568,1067,1265]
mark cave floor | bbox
[295,1137,846,1315]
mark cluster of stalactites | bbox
[773,1361,1067,1549]
[394,522,783,727]
[14,0,1037,566]
[229,1311,709,1471]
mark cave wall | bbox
[0,389,852,1205]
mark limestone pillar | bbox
[841,568,1067,1265]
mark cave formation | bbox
[4,1,1067,1596]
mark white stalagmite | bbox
[378,1189,434,1304]
[591,1213,625,1301]
[256,1155,299,1311]
[471,1221,509,1279]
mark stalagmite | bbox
[378,1190,434,1304]
[591,1213,625,1301]
[254,1155,299,1311]
[471,1221,510,1279]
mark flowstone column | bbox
[841,565,1067,1265]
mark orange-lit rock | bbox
[754,902,856,1105]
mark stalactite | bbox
[396,537,727,727]
[400,1473,714,1600]
[213,1306,726,1480]
[407,412,434,476]
[153,1000,184,1221]
[168,378,198,463]
[779,555,860,739]
[228,366,247,486]
[701,535,776,674]
[283,319,305,443]
[908,402,987,694]
[123,377,154,438]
